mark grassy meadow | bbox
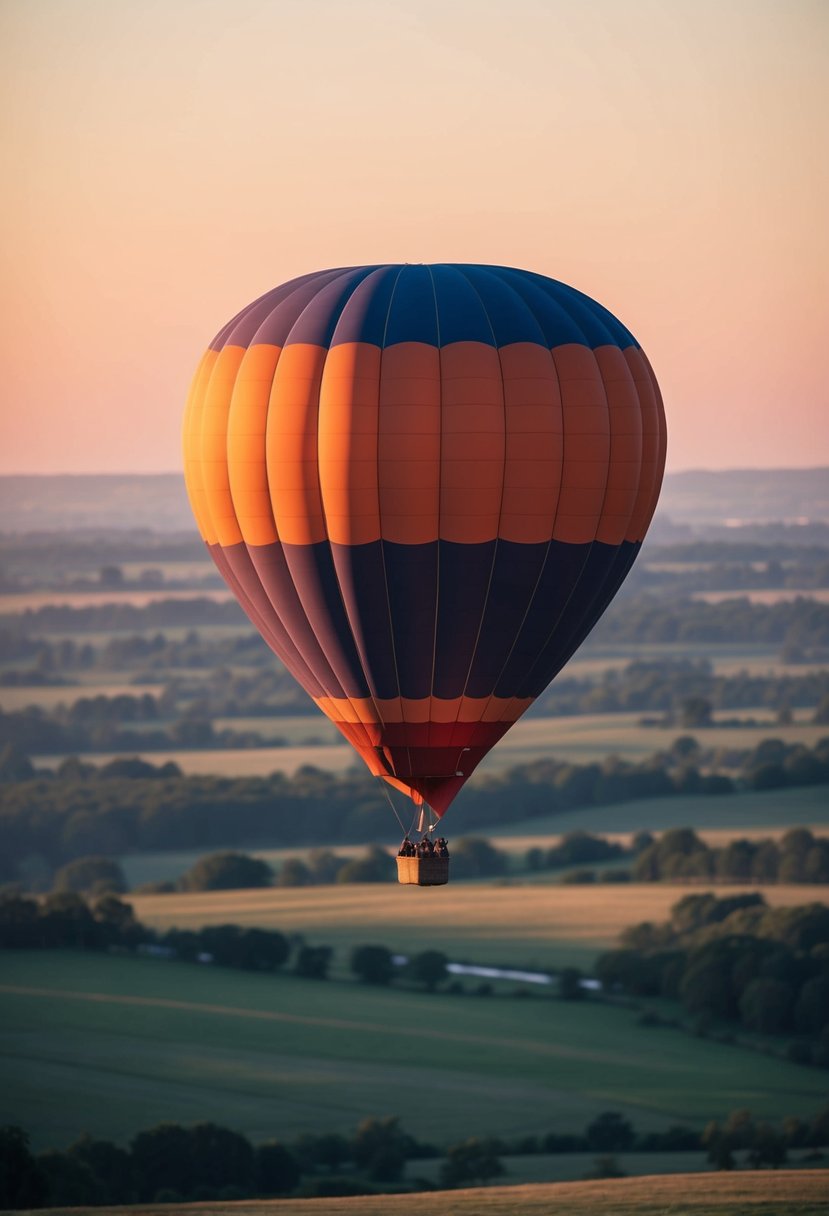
[3,950,829,1155]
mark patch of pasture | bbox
[3,952,829,1154]
[494,784,829,837]
[33,744,361,779]
[0,681,166,711]
[0,588,236,613]
[693,589,829,605]
[129,882,827,972]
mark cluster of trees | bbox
[633,827,829,884]
[0,702,282,755]
[638,547,829,594]
[3,736,828,885]
[533,659,829,720]
[4,593,829,671]
[5,1100,829,1209]
[0,890,455,992]
[596,893,829,1062]
[588,594,829,653]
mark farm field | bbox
[693,588,829,605]
[0,587,236,612]
[29,710,828,778]
[21,1171,829,1216]
[0,682,167,711]
[3,952,828,1154]
[129,881,828,971]
[496,783,829,837]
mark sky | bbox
[1,0,827,475]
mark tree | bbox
[276,858,311,887]
[295,945,332,979]
[738,977,795,1034]
[405,949,448,992]
[37,1150,107,1207]
[585,1112,635,1153]
[130,1124,195,1200]
[449,836,508,879]
[558,967,584,1000]
[67,1135,134,1205]
[0,1126,45,1209]
[336,846,393,883]
[350,944,395,985]
[794,974,829,1036]
[255,1142,300,1195]
[439,1138,505,1188]
[702,1121,734,1171]
[680,697,713,728]
[351,1117,407,1181]
[747,1122,787,1169]
[179,852,273,891]
[189,1123,254,1192]
[0,743,35,783]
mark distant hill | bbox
[0,468,826,532]
[659,468,829,526]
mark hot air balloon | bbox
[183,264,666,883]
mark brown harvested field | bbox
[130,881,829,969]
[693,588,829,604]
[21,1170,829,1216]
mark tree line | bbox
[5,1098,828,1210]
[2,735,828,885]
[596,892,829,1065]
[4,592,829,653]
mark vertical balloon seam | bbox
[247,271,364,701]
[514,345,648,700]
[195,343,288,658]
[316,265,407,781]
[519,344,636,695]
[259,270,382,741]
[424,266,443,771]
[226,278,351,697]
[480,268,600,714]
[226,330,335,697]
[441,265,509,771]
[374,264,415,792]
[545,347,648,669]
[304,273,400,775]
[455,266,566,731]
[513,296,620,698]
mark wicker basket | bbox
[397,855,450,886]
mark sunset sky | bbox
[2,0,826,475]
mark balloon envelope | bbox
[183,264,666,815]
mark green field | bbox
[129,881,827,972]
[497,783,829,837]
[2,951,828,1155]
[20,1171,829,1216]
